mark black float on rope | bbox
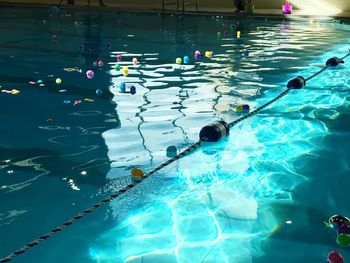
[326,57,344,67]
[199,121,229,142]
[287,76,306,89]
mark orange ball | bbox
[131,168,144,181]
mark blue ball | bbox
[130,85,136,95]
[183,56,190,64]
[96,89,103,95]
[244,50,249,57]
[119,82,126,93]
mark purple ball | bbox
[86,70,94,79]
[242,104,250,111]
[338,224,350,235]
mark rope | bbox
[228,89,291,128]
[0,140,202,263]
[1,50,349,262]
[341,52,350,60]
[305,66,327,81]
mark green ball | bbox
[114,64,120,70]
[337,233,350,246]
[55,78,62,84]
[93,61,98,67]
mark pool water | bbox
[0,5,350,263]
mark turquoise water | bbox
[0,6,350,263]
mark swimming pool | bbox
[0,5,350,263]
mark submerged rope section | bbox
[1,50,349,263]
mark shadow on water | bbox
[0,10,124,260]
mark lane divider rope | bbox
[1,50,348,263]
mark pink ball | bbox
[328,251,344,263]
[194,50,201,56]
[86,70,94,79]
[98,60,104,67]
[116,54,122,62]
[132,58,138,65]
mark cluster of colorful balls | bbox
[175,56,190,65]
[176,50,214,64]
[327,215,350,246]
[236,104,250,113]
[325,215,350,263]
[92,60,104,67]
[119,82,136,95]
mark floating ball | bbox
[205,51,213,58]
[224,31,229,37]
[237,31,241,38]
[114,64,121,71]
[130,85,136,95]
[176,57,182,64]
[132,58,138,65]
[329,215,350,229]
[244,50,249,57]
[166,146,178,158]
[98,60,104,67]
[37,80,43,84]
[131,168,144,181]
[86,70,94,79]
[55,78,62,84]
[336,234,350,246]
[338,224,350,235]
[242,104,250,111]
[119,82,126,93]
[217,32,221,38]
[116,54,122,62]
[194,50,201,59]
[93,61,98,67]
[122,66,129,77]
[183,56,190,64]
[95,89,103,95]
[327,251,344,263]
[236,105,243,112]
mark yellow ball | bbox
[122,66,129,77]
[205,51,213,58]
[56,78,62,84]
[176,57,182,64]
[236,105,243,112]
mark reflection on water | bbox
[0,6,350,263]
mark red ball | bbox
[327,251,344,263]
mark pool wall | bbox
[1,0,350,16]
